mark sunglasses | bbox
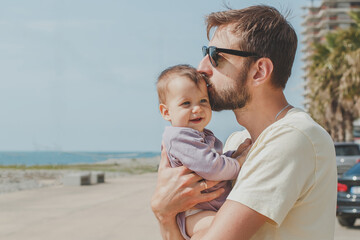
[202,46,260,67]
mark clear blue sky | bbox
[0,0,311,151]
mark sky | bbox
[0,0,313,152]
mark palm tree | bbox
[306,11,360,141]
[337,12,360,141]
[339,48,360,141]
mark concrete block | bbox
[63,172,91,186]
[91,171,105,184]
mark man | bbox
[151,5,337,240]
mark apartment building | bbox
[301,0,360,108]
[302,0,360,139]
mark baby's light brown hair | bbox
[156,64,208,104]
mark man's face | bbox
[198,26,252,111]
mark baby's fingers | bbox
[236,138,252,153]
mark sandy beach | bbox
[0,172,161,240]
[0,156,161,239]
[0,156,160,194]
[1,157,359,240]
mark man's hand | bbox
[151,146,225,240]
[151,146,224,223]
[232,138,252,166]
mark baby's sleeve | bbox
[163,127,240,181]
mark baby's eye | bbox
[200,99,208,103]
[181,101,190,106]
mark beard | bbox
[208,67,251,111]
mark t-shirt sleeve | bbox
[227,125,316,226]
[163,127,240,181]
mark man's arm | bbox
[151,148,225,240]
[192,200,268,240]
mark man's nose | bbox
[197,56,213,78]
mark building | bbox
[302,0,360,141]
[301,0,360,109]
[302,0,360,45]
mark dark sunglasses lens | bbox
[208,47,218,67]
[202,46,208,57]
[202,46,217,67]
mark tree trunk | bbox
[336,106,345,142]
[343,110,354,142]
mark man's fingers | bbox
[199,188,225,203]
[204,180,219,189]
[200,180,208,190]
[183,170,204,184]
[156,143,224,209]
[192,179,219,193]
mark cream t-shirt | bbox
[226,108,337,240]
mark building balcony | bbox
[317,18,353,28]
[302,6,360,25]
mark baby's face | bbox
[164,76,212,132]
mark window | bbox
[335,145,360,156]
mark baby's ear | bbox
[159,104,171,121]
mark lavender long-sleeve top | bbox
[162,126,240,211]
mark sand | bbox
[0,156,160,194]
[0,172,161,240]
[1,156,359,240]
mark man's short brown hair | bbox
[156,64,208,104]
[206,5,298,89]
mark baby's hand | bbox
[232,138,252,167]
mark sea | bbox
[0,151,160,166]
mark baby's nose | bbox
[192,105,202,113]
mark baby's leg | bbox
[186,210,216,237]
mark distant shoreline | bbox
[0,155,160,194]
[0,151,160,166]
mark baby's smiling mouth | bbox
[190,117,202,122]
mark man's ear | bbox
[159,104,171,121]
[250,58,273,86]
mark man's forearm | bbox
[151,187,184,240]
[151,148,224,239]
[157,215,185,240]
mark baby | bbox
[156,64,246,239]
